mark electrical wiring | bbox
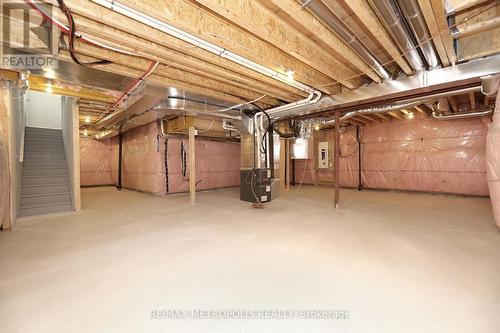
[56,0,110,66]
[25,0,159,127]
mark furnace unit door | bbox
[318,141,329,169]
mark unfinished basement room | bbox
[1,0,500,332]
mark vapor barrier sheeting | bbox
[80,137,113,186]
[295,114,489,196]
[486,90,500,227]
[167,138,240,194]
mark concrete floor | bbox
[1,186,499,333]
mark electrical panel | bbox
[318,141,329,169]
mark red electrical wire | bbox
[24,0,160,125]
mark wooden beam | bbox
[374,114,391,122]
[387,111,405,120]
[189,126,196,204]
[58,51,254,105]
[0,69,116,103]
[64,38,281,107]
[64,0,339,94]
[357,114,382,123]
[469,92,477,109]
[453,16,500,38]
[417,0,451,66]
[52,2,312,98]
[340,0,413,75]
[448,0,496,15]
[414,106,430,116]
[348,117,367,126]
[448,97,459,112]
[262,0,383,82]
[429,0,458,65]
[191,0,363,88]
[62,12,306,102]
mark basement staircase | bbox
[19,127,73,217]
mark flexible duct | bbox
[397,0,440,68]
[368,0,424,71]
[300,0,390,80]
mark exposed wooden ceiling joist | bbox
[63,0,339,94]
[428,0,458,65]
[63,37,281,108]
[338,0,413,75]
[258,0,382,82]
[49,4,308,101]
[190,0,364,89]
[417,0,452,66]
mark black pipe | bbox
[117,130,123,191]
[164,138,169,194]
[357,125,363,191]
[291,158,296,186]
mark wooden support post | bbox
[189,126,196,204]
[334,111,340,209]
[285,139,291,190]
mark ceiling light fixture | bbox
[90,0,316,94]
[85,116,91,123]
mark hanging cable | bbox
[56,0,111,66]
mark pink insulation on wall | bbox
[486,89,500,227]
[80,137,113,186]
[167,138,240,194]
[111,122,166,195]
[295,114,490,196]
[80,121,241,195]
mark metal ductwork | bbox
[396,0,440,68]
[300,0,390,80]
[481,74,500,97]
[270,54,500,120]
[431,107,494,120]
[368,0,424,72]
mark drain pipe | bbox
[397,0,440,68]
[368,0,424,72]
[266,91,322,118]
[117,126,123,191]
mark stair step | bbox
[25,127,62,134]
[25,139,64,146]
[24,131,62,139]
[24,146,65,153]
[23,154,66,161]
[21,175,69,186]
[21,193,71,207]
[21,184,71,196]
[19,203,72,217]
[22,167,68,177]
[23,160,67,168]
